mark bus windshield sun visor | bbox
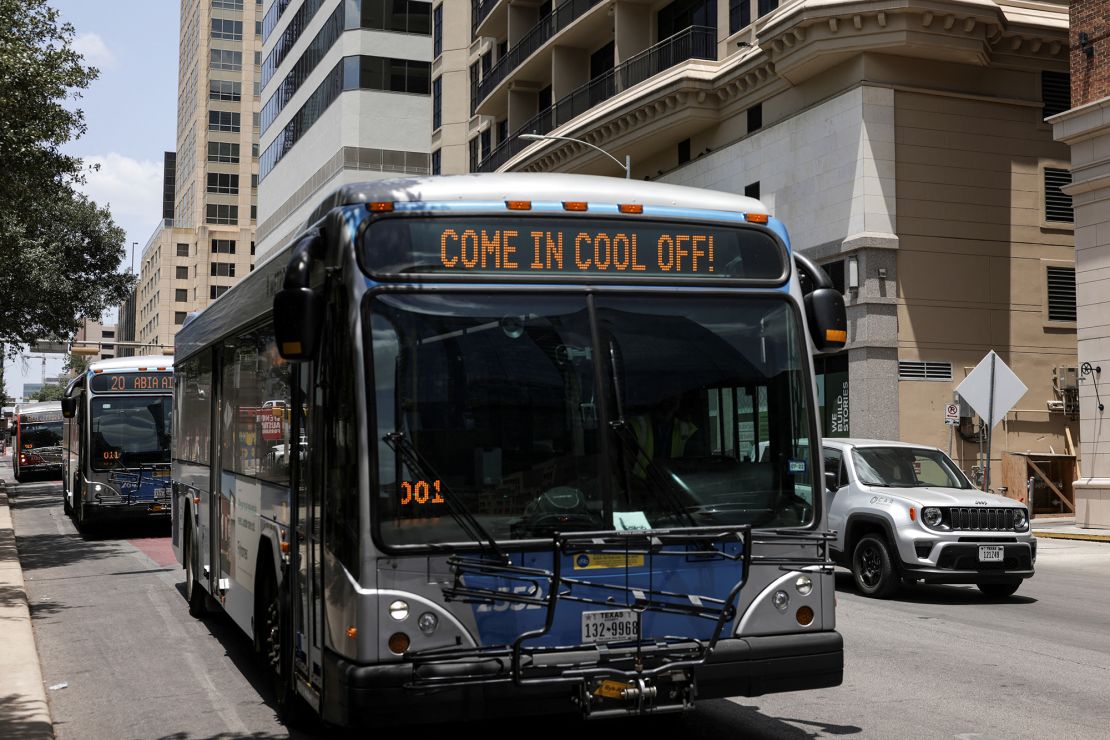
[362,216,788,283]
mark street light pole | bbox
[519,133,631,179]
[131,241,137,274]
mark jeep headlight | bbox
[1013,508,1029,531]
[922,507,943,528]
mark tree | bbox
[64,351,90,377]
[32,381,67,402]
[0,0,133,351]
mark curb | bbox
[0,479,55,739]
[1032,530,1110,543]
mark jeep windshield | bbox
[367,293,819,548]
[852,446,972,489]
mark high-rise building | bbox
[453,0,1076,490]
[254,0,434,257]
[130,0,263,352]
[73,320,119,362]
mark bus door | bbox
[291,361,323,688]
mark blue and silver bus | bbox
[62,355,173,528]
[172,174,847,725]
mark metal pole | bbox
[625,154,631,179]
[985,352,996,491]
[131,241,137,274]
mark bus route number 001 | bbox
[400,480,444,506]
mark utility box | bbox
[1000,452,1076,517]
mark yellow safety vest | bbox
[629,414,697,478]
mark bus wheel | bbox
[257,565,310,726]
[185,525,208,618]
[63,476,74,516]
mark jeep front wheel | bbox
[852,534,899,598]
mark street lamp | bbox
[519,133,631,179]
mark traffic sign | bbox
[955,351,1027,429]
[944,403,959,425]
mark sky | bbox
[5,0,180,400]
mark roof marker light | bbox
[505,200,532,210]
[368,201,394,212]
[744,213,769,224]
[562,201,588,212]
[618,203,643,214]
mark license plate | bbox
[979,545,1004,562]
[582,610,639,643]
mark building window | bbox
[432,76,442,130]
[251,205,257,221]
[211,18,243,41]
[206,173,240,194]
[206,204,238,225]
[251,174,258,189]
[208,141,240,163]
[358,0,432,34]
[747,103,762,133]
[176,243,190,257]
[250,241,256,255]
[209,48,242,71]
[212,0,243,9]
[210,285,230,300]
[1046,266,1077,322]
[480,128,491,160]
[469,136,479,171]
[433,4,442,57]
[432,149,441,175]
[175,289,188,302]
[1042,71,1071,119]
[677,138,691,165]
[209,79,242,101]
[757,0,778,17]
[898,361,953,381]
[344,55,431,95]
[730,0,751,33]
[175,311,188,325]
[175,266,189,279]
[212,239,236,254]
[744,181,760,199]
[103,330,115,338]
[1044,168,1073,223]
[211,262,236,277]
[208,110,240,132]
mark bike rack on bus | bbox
[105,463,173,506]
[403,525,764,715]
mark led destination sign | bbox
[365,217,786,281]
[89,371,173,394]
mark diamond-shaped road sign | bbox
[955,351,1028,428]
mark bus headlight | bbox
[417,612,439,635]
[795,575,813,596]
[388,600,409,621]
[772,590,790,612]
[922,507,943,528]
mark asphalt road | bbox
[8,476,1110,739]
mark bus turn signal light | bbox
[825,329,847,344]
[796,606,814,626]
[388,632,410,654]
[744,213,769,224]
[368,201,394,212]
[505,200,531,210]
[618,203,643,214]
[346,627,358,639]
[562,201,588,212]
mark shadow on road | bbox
[0,693,52,740]
[834,572,1037,605]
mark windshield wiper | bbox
[608,420,699,528]
[383,431,507,562]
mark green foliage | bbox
[64,352,90,376]
[0,0,134,351]
[32,381,67,402]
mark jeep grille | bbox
[944,507,1016,531]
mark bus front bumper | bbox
[323,631,843,726]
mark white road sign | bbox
[955,351,1027,428]
[944,403,960,425]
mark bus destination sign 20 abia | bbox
[89,371,173,393]
[365,217,787,282]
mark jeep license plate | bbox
[582,610,639,643]
[979,545,1004,562]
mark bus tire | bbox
[256,560,310,727]
[63,475,74,516]
[185,523,208,618]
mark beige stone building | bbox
[1052,0,1110,527]
[443,0,1077,493]
[132,0,262,351]
[73,320,120,362]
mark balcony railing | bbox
[477,25,716,173]
[474,0,603,108]
[472,0,498,35]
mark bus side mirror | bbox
[274,288,323,361]
[805,288,847,352]
[61,397,78,418]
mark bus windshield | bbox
[90,396,172,470]
[21,422,63,449]
[369,293,817,547]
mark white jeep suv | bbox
[822,439,1035,598]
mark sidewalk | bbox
[1032,515,1110,543]
[0,457,54,739]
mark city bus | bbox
[11,401,64,482]
[172,173,847,725]
[61,356,174,528]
